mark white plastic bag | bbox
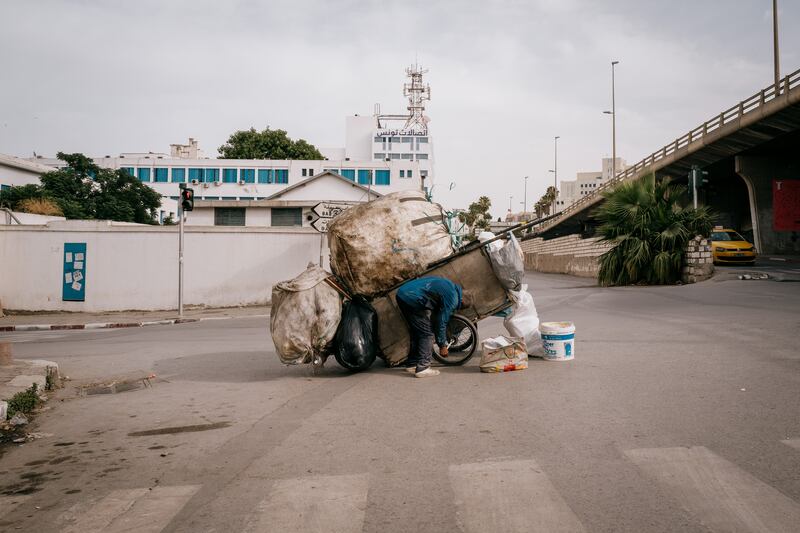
[487,233,524,290]
[503,284,541,355]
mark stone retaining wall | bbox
[520,234,613,278]
[682,236,714,284]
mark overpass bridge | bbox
[536,67,800,255]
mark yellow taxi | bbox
[710,227,757,265]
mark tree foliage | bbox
[594,174,715,286]
[458,196,492,235]
[218,127,324,160]
[534,186,558,218]
[0,152,162,224]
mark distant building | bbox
[556,157,627,209]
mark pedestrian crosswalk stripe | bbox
[781,439,800,451]
[449,459,586,533]
[242,473,369,533]
[0,495,31,520]
[625,446,800,532]
[60,484,200,533]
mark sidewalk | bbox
[0,305,269,331]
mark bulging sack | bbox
[334,297,378,371]
[503,284,541,355]
[328,191,454,297]
[479,335,528,373]
[270,264,342,365]
[487,233,524,291]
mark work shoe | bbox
[405,367,417,373]
[415,368,440,378]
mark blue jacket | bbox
[396,276,462,345]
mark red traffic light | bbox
[181,187,194,212]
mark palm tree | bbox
[594,174,714,286]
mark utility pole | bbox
[773,0,780,91]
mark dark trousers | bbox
[396,298,434,372]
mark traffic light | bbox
[180,187,194,212]
[689,166,709,188]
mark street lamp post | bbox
[509,195,513,213]
[603,61,620,180]
[552,136,560,215]
[523,176,528,216]
[773,0,780,91]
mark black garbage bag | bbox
[333,297,378,371]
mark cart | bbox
[369,219,545,367]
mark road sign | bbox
[312,202,351,219]
[311,217,332,233]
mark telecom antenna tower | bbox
[376,65,431,133]
[403,64,431,132]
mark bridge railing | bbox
[536,67,800,231]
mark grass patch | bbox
[6,383,41,419]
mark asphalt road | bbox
[1,271,799,532]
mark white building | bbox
[12,65,435,225]
[556,157,627,209]
[0,153,56,191]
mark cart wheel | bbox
[432,314,478,366]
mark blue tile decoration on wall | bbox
[63,242,87,301]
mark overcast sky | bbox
[1,0,797,217]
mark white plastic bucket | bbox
[539,321,575,361]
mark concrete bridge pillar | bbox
[735,155,800,255]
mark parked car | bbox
[710,227,757,265]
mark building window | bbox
[271,207,302,227]
[375,169,390,185]
[204,168,220,183]
[137,168,151,182]
[307,168,315,177]
[240,169,255,183]
[340,169,355,181]
[324,168,339,174]
[408,170,413,178]
[401,153,413,159]
[223,168,238,183]
[418,137,428,143]
[390,154,401,159]
[401,137,412,143]
[399,170,405,178]
[214,207,246,226]
[357,169,372,185]
[390,137,400,143]
[374,136,383,142]
[274,169,289,184]
[302,168,308,177]
[374,153,385,159]
[171,168,186,183]
[258,169,272,183]
[154,168,168,183]
[416,154,428,160]
[189,168,203,182]
[121,167,134,177]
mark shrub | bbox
[17,197,64,216]
[594,174,715,286]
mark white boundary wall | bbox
[0,221,327,311]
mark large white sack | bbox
[270,264,342,365]
[503,284,541,355]
[328,191,454,297]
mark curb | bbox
[0,314,269,333]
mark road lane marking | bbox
[781,439,800,451]
[243,473,369,533]
[449,459,586,533]
[61,484,200,533]
[625,446,800,532]
[0,495,31,520]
